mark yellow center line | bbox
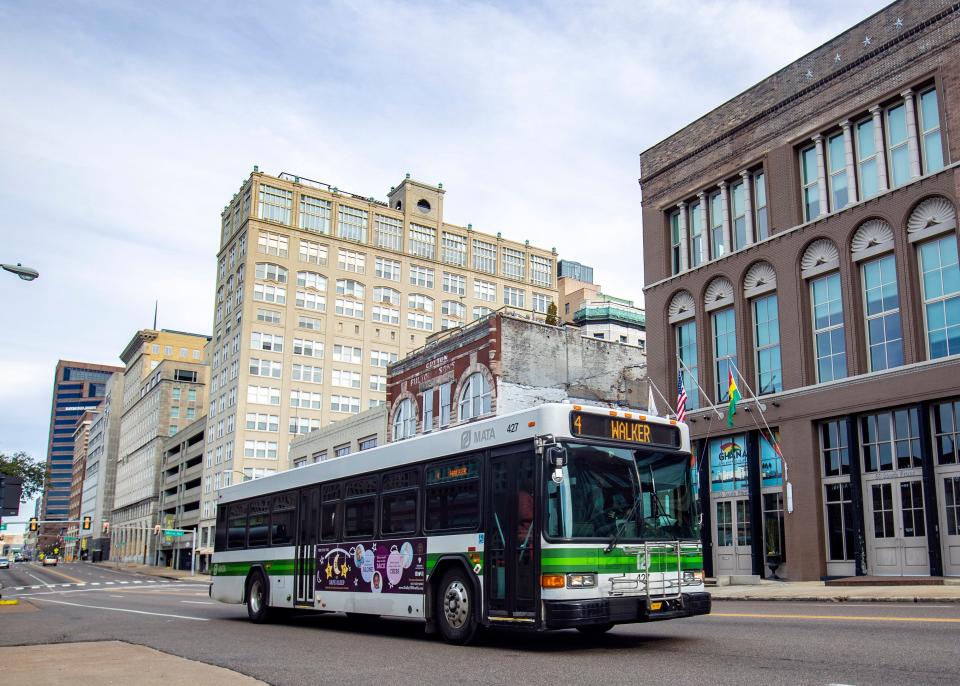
[710,612,960,624]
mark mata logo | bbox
[717,441,743,462]
[461,427,496,449]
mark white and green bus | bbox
[210,403,709,644]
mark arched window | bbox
[909,198,960,359]
[255,263,288,283]
[744,262,781,394]
[297,271,327,291]
[335,279,364,299]
[705,277,736,402]
[392,398,416,440]
[458,373,491,421]
[802,239,847,382]
[669,291,698,411]
[851,220,902,371]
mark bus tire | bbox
[246,569,271,624]
[576,622,614,635]
[436,567,478,645]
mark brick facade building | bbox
[640,1,960,580]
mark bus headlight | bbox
[566,573,597,588]
[682,571,703,585]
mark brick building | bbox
[640,1,960,580]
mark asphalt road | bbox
[2,562,959,686]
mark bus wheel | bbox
[436,568,478,645]
[576,622,614,635]
[246,570,271,623]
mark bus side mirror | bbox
[546,446,567,468]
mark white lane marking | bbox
[32,596,209,621]
[180,600,214,605]
[90,582,100,586]
[147,580,157,584]
[132,581,142,584]
[119,581,129,584]
[105,582,115,585]
[14,587,24,591]
[31,585,40,589]
[110,595,125,598]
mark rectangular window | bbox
[253,283,286,304]
[257,231,288,257]
[293,338,323,358]
[712,308,737,402]
[933,400,960,466]
[532,293,552,314]
[289,416,321,435]
[442,272,466,295]
[249,358,282,379]
[375,215,403,251]
[337,248,366,274]
[375,257,401,281]
[754,172,768,240]
[227,503,247,549]
[247,385,281,406]
[251,331,283,352]
[753,294,782,394]
[330,394,361,414]
[827,131,849,211]
[861,408,921,472]
[503,286,525,308]
[811,272,847,382]
[271,495,295,546]
[289,390,322,409]
[442,232,467,266]
[473,306,492,320]
[334,443,351,457]
[292,363,324,383]
[334,298,364,318]
[824,482,855,561]
[425,457,481,531]
[821,419,850,477]
[670,210,682,274]
[502,247,525,280]
[409,224,436,259]
[919,89,944,174]
[331,369,361,388]
[369,374,386,391]
[676,320,698,410]
[299,239,328,266]
[337,206,368,243]
[918,235,960,359]
[359,436,378,451]
[344,495,376,539]
[439,382,451,427]
[689,201,703,267]
[370,350,398,368]
[297,315,322,331]
[407,312,433,331]
[299,196,331,234]
[472,239,496,273]
[256,308,281,325]
[474,279,496,302]
[422,387,434,431]
[243,440,278,459]
[170,406,180,418]
[886,103,910,188]
[863,254,903,371]
[258,185,292,225]
[731,181,746,250]
[372,305,400,325]
[531,254,552,287]
[709,191,724,259]
[856,118,879,200]
[409,265,434,288]
[800,145,820,221]
[245,413,279,432]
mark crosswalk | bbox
[8,579,174,591]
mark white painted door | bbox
[937,472,960,576]
[866,479,929,576]
[714,498,753,576]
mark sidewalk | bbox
[0,641,264,685]
[95,561,212,583]
[709,578,960,603]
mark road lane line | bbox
[90,582,100,586]
[105,582,114,585]
[31,597,209,620]
[710,612,960,624]
[181,600,214,605]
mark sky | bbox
[0,0,889,524]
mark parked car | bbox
[42,556,58,567]
[0,558,10,569]
[14,553,24,562]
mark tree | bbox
[545,301,559,326]
[0,452,45,500]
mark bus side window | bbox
[227,502,248,549]
[271,492,296,546]
[320,483,342,542]
[343,476,378,539]
[248,498,271,547]
[214,505,228,552]
[381,469,420,537]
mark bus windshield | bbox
[545,442,698,542]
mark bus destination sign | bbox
[571,412,680,449]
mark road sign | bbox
[163,529,185,537]
[64,536,78,541]
[0,523,7,531]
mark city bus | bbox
[210,403,709,644]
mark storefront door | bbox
[865,478,929,576]
[936,470,960,576]
[713,498,752,575]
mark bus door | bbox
[295,486,320,606]
[485,448,539,625]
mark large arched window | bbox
[392,398,416,440]
[458,373,491,421]
[255,263,288,283]
[669,291,698,411]
[851,219,902,371]
[744,262,781,394]
[705,277,736,402]
[909,197,960,359]
[802,238,847,382]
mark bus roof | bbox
[219,403,689,504]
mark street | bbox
[0,563,957,685]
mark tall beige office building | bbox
[201,169,559,528]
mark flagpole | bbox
[646,377,674,418]
[676,356,724,420]
[729,361,790,484]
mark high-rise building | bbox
[80,371,124,561]
[111,329,209,564]
[200,170,560,537]
[41,361,122,526]
[67,410,95,558]
[639,0,959,579]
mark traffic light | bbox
[29,517,38,532]
[154,524,162,536]
[82,516,92,530]
[102,522,110,535]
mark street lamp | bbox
[1,263,39,281]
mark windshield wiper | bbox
[604,489,643,554]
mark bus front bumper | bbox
[543,592,711,629]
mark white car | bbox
[41,556,58,567]
[0,558,10,570]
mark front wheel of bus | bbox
[246,570,270,624]
[436,568,478,645]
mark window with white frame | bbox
[731,180,747,250]
[442,272,466,295]
[503,286,525,308]
[369,374,386,391]
[531,254,552,286]
[439,382,451,427]
[532,293,552,314]
[292,363,324,383]
[675,320,698,411]
[474,279,496,302]
[885,102,910,188]
[442,300,465,318]
[330,394,361,414]
[374,286,400,305]
[247,385,281,406]
[257,230,289,257]
[712,307,737,402]
[337,248,366,274]
[863,254,903,371]
[408,293,434,312]
[409,224,436,258]
[289,416,321,435]
[372,305,400,325]
[409,264,434,288]
[332,369,361,388]
[473,306,492,320]
[800,145,820,221]
[375,215,403,251]
[441,318,460,330]
[255,263,287,283]
[333,344,363,364]
[919,88,944,174]
[407,312,433,331]
[297,270,327,291]
[709,191,724,259]
[392,398,416,440]
[253,283,286,304]
[299,196,331,234]
[243,467,277,480]
[811,272,847,382]
[458,372,492,421]
[473,239,496,273]
[442,232,467,266]
[249,358,282,379]
[372,258,399,283]
[297,315,322,331]
[295,291,326,312]
[244,440,279,459]
[251,332,283,352]
[422,387,434,431]
[258,185,292,224]
[918,234,960,359]
[754,171,768,241]
[293,338,323,358]
[290,390,322,409]
[335,298,364,318]
[753,294,782,394]
[359,436,378,451]
[502,247,525,280]
[826,131,849,211]
[245,413,279,432]
[336,278,364,298]
[855,117,880,200]
[338,205,368,243]
[688,200,703,268]
[670,210,682,274]
[370,350,398,368]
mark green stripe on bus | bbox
[212,559,296,577]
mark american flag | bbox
[676,371,688,423]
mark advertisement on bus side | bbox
[315,538,427,594]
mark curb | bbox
[709,594,960,603]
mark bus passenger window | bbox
[227,503,248,549]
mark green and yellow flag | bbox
[727,369,741,427]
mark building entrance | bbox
[713,497,753,575]
[936,468,960,576]
[864,476,929,576]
